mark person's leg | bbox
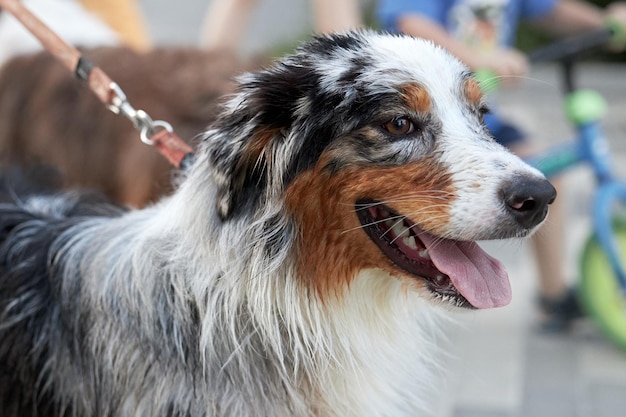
[199,0,257,51]
[310,0,361,34]
[492,117,582,330]
[527,176,568,298]
[524,171,582,330]
[507,141,568,297]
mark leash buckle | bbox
[107,82,135,120]
[107,82,173,145]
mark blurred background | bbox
[2,0,626,416]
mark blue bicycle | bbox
[479,27,626,350]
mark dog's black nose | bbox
[501,176,557,229]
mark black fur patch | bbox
[208,33,378,220]
[0,190,124,416]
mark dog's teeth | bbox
[391,222,409,238]
[418,249,430,260]
[434,274,446,285]
[403,236,418,250]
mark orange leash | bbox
[0,0,194,169]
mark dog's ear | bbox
[210,62,322,220]
[210,34,366,220]
[213,124,283,220]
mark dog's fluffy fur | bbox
[0,46,246,206]
[0,31,555,417]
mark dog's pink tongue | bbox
[418,233,511,309]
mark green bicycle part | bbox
[606,16,626,50]
[532,147,580,179]
[564,89,607,125]
[580,218,626,351]
[474,68,500,93]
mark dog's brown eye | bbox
[382,117,415,136]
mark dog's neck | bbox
[291,269,447,417]
[188,260,446,416]
[160,171,448,416]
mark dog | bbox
[0,46,247,207]
[0,30,556,417]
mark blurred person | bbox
[377,0,626,331]
[200,0,362,51]
[310,0,362,33]
[200,0,256,51]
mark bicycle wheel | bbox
[580,218,626,351]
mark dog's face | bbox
[205,31,554,310]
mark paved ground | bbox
[139,3,626,415]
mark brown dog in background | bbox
[0,47,247,206]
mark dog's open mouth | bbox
[356,200,511,309]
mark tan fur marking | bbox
[400,83,431,113]
[233,127,280,187]
[284,156,454,299]
[240,127,278,169]
[464,78,483,105]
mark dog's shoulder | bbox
[0,169,124,276]
[0,177,128,416]
[0,171,126,302]
[0,187,126,262]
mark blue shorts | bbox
[484,112,526,148]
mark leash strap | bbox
[0,0,194,169]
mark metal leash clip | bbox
[107,82,173,146]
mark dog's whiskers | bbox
[351,191,454,211]
[388,213,450,245]
[342,203,449,239]
[341,213,407,234]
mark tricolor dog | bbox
[0,31,555,417]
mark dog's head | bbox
[202,31,555,310]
